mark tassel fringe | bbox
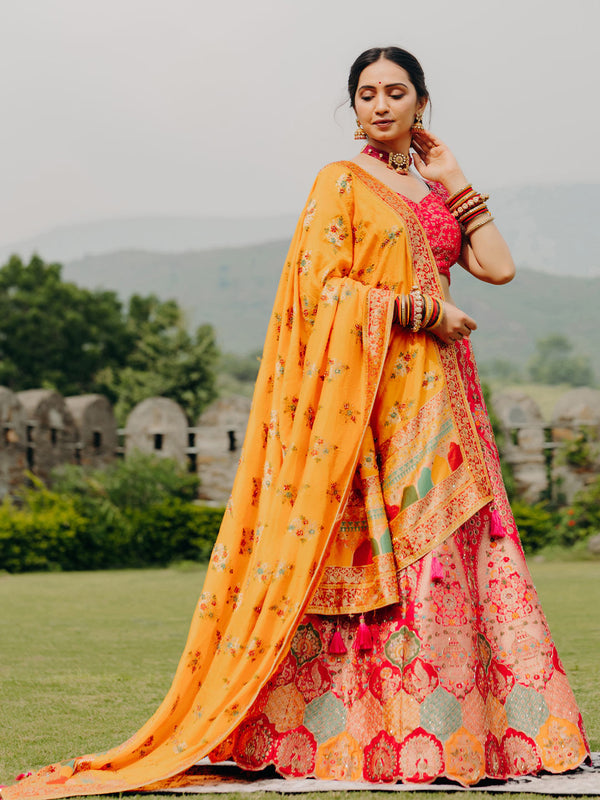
[490,505,506,538]
[329,624,347,655]
[431,555,444,582]
[354,614,373,651]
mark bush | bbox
[52,452,199,507]
[555,476,600,546]
[0,488,85,573]
[0,457,224,573]
[556,429,599,471]
[512,501,556,553]
[126,499,224,566]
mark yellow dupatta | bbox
[4,162,492,800]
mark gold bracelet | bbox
[465,213,495,236]
[459,203,490,225]
[410,288,424,332]
[445,184,473,208]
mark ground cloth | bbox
[155,753,600,794]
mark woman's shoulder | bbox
[304,161,358,204]
[313,160,358,183]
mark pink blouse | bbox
[401,182,462,283]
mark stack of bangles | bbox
[395,289,444,332]
[445,183,494,236]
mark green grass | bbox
[1,562,599,800]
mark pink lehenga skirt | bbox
[211,341,589,786]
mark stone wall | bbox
[65,394,118,469]
[124,396,189,465]
[493,387,600,504]
[0,387,27,498]
[17,389,78,484]
[194,395,252,504]
[2,383,598,507]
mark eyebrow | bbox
[358,82,409,91]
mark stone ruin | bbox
[492,387,600,504]
[66,394,118,469]
[17,389,78,484]
[0,386,253,505]
[492,390,548,503]
[194,395,252,504]
[550,387,600,503]
[124,396,189,465]
[0,387,27,498]
[2,382,598,509]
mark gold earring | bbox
[354,120,367,140]
[411,111,425,133]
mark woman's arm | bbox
[412,130,516,286]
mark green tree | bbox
[0,256,219,423]
[0,255,131,394]
[528,334,594,386]
[96,294,219,424]
[479,358,522,384]
[218,350,262,384]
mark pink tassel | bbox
[329,625,347,655]
[490,506,506,538]
[354,614,373,651]
[431,555,444,582]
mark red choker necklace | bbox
[362,144,412,175]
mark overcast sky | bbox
[0,0,598,243]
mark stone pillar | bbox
[124,397,188,466]
[0,387,27,497]
[551,388,600,503]
[194,396,251,504]
[492,390,547,502]
[17,389,77,483]
[65,394,118,468]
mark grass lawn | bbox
[1,561,599,800]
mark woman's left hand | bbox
[411,130,464,189]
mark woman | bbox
[3,47,589,796]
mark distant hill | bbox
[3,182,600,278]
[62,241,600,381]
[64,241,289,352]
[0,215,297,265]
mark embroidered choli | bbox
[403,182,462,282]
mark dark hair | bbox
[348,47,429,109]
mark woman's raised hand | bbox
[411,130,465,189]
[432,302,477,346]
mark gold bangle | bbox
[446,183,473,208]
[465,214,495,236]
[458,204,490,225]
[457,202,489,222]
[410,288,424,332]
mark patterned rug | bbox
[154,753,600,794]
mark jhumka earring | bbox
[411,111,425,133]
[354,120,367,140]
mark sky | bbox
[0,0,598,244]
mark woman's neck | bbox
[366,133,411,155]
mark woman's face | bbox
[354,57,426,149]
